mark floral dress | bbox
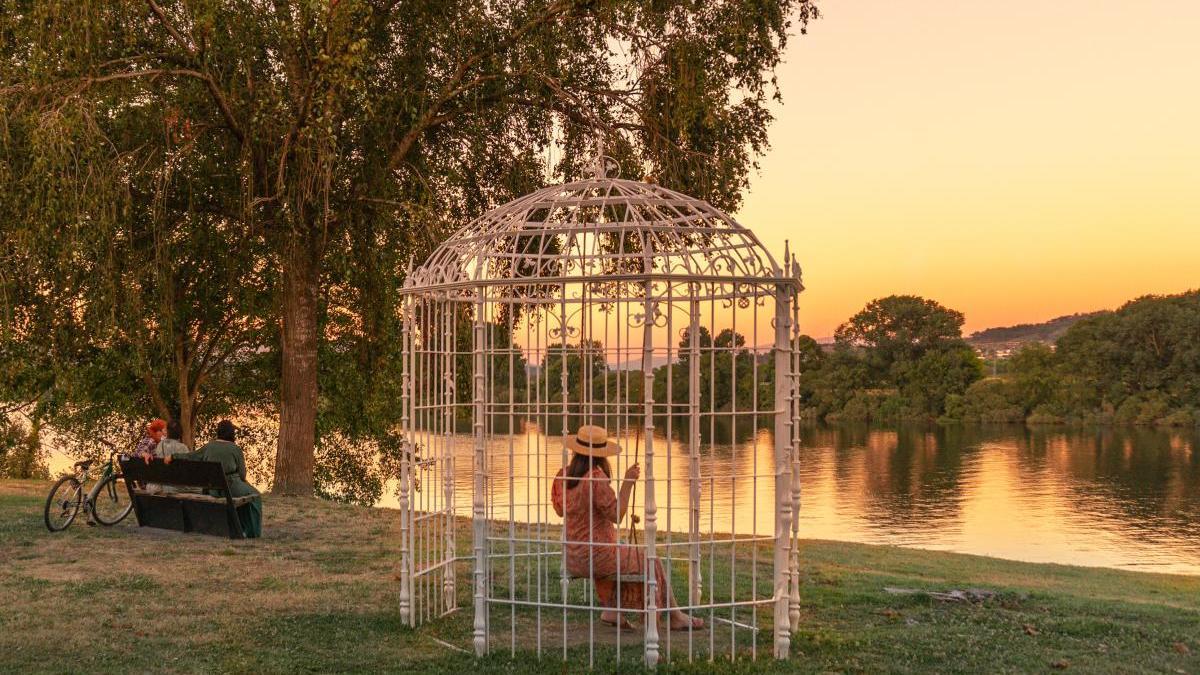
[133,435,159,458]
[551,466,671,614]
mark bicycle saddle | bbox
[74,459,95,471]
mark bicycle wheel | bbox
[90,473,134,526]
[44,476,83,532]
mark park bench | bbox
[119,457,253,539]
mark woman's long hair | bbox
[565,452,611,489]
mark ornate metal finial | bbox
[591,133,620,179]
[792,253,805,291]
[593,135,605,178]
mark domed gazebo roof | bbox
[404,156,797,296]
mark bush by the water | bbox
[0,418,48,480]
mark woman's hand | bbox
[162,454,173,465]
[624,463,640,482]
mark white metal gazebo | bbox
[397,152,804,667]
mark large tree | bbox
[835,294,968,380]
[2,0,817,494]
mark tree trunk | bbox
[178,392,196,448]
[175,352,196,447]
[273,238,320,495]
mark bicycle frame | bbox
[76,452,124,512]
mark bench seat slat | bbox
[132,489,255,507]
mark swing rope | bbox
[628,426,641,546]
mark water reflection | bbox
[790,424,1200,574]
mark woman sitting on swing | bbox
[551,424,704,631]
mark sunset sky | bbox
[738,0,1200,338]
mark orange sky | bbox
[738,0,1200,338]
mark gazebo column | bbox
[641,290,660,668]
[772,276,793,660]
[472,288,488,656]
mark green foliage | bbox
[1055,292,1200,412]
[544,341,609,405]
[804,295,983,422]
[313,432,406,505]
[894,343,983,416]
[651,327,771,412]
[0,417,49,480]
[834,295,969,380]
[942,379,1025,424]
[479,323,531,406]
[952,291,1200,426]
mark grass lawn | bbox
[1,478,1197,673]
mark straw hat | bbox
[565,425,621,458]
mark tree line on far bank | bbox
[799,290,1200,428]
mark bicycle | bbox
[44,449,135,532]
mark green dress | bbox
[174,439,262,538]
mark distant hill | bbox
[967,312,1104,351]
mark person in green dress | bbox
[165,419,262,538]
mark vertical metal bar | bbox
[582,282,594,670]
[427,305,434,622]
[730,288,739,660]
[508,312,518,656]
[399,294,413,626]
[559,284,570,662]
[751,290,761,659]
[485,300,495,644]
[687,295,702,611]
[449,301,460,614]
[533,304,544,659]
[663,282,674,660]
[708,298,716,659]
[615,288,626,664]
[473,287,489,657]
[445,301,457,616]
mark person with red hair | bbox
[134,419,167,462]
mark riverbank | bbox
[2,479,1197,673]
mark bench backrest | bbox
[120,457,230,491]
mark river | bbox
[50,423,1200,574]
[378,422,1200,575]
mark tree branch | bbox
[191,312,237,392]
[144,0,246,144]
[385,0,583,172]
[140,369,172,420]
[145,0,197,56]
